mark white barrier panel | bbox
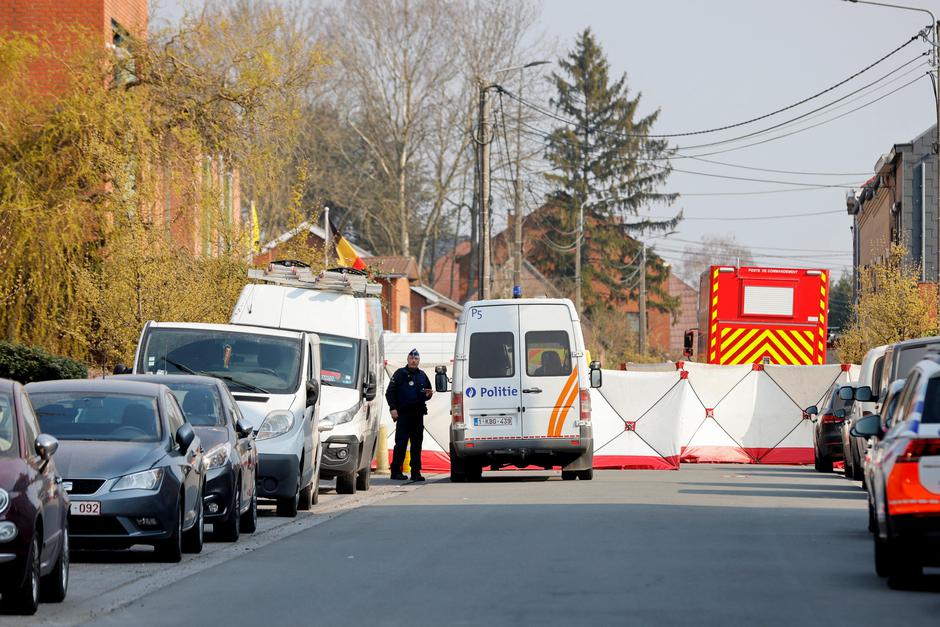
[380,363,451,472]
[595,371,684,469]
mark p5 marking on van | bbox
[436,298,602,482]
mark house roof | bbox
[410,284,463,313]
[259,220,372,257]
[363,255,419,279]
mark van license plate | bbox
[70,501,100,516]
[474,416,512,427]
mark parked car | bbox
[841,345,887,481]
[805,382,855,473]
[0,379,69,615]
[116,375,259,540]
[862,378,905,532]
[129,322,328,517]
[27,379,205,563]
[853,354,940,587]
[873,337,940,410]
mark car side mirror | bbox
[804,405,818,416]
[113,363,131,375]
[176,422,195,451]
[834,408,846,419]
[306,380,320,407]
[363,372,377,402]
[851,414,882,439]
[855,386,874,402]
[589,360,602,389]
[318,419,334,433]
[236,418,254,438]
[35,434,59,461]
[838,387,854,401]
[435,365,449,393]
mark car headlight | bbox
[0,488,8,515]
[111,468,164,492]
[325,404,360,426]
[204,443,232,470]
[257,410,294,441]
[0,522,16,542]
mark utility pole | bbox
[575,199,583,316]
[638,241,647,355]
[478,79,492,300]
[512,67,524,298]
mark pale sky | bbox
[155,0,938,279]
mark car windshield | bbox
[320,334,360,389]
[138,328,303,395]
[0,393,19,457]
[165,383,225,427]
[896,345,934,381]
[31,392,162,442]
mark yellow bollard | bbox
[403,448,411,474]
[376,424,390,474]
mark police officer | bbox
[386,348,432,481]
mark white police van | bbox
[436,298,601,481]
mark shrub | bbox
[0,341,87,384]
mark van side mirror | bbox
[855,386,874,402]
[236,418,254,438]
[838,387,855,401]
[804,405,818,416]
[113,363,131,375]
[589,360,602,389]
[435,365,449,393]
[851,414,882,439]
[363,372,377,402]
[306,380,320,407]
[683,331,695,358]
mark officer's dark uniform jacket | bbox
[385,366,432,416]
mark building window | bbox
[111,20,137,86]
[399,307,410,333]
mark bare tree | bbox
[678,233,754,284]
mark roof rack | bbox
[248,260,381,297]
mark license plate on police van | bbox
[70,501,101,516]
[473,416,512,427]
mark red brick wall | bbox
[423,308,457,333]
[0,0,148,95]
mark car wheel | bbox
[815,449,833,473]
[449,445,466,483]
[337,470,357,495]
[577,468,594,481]
[276,471,300,517]
[2,534,40,614]
[561,470,577,481]
[240,491,258,534]
[217,486,241,542]
[298,480,314,511]
[886,539,922,588]
[867,503,876,533]
[466,462,483,482]
[156,500,183,563]
[356,465,371,491]
[874,533,889,577]
[182,491,205,554]
[40,523,68,603]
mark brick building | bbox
[848,124,938,297]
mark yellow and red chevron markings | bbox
[547,368,579,437]
[717,327,817,365]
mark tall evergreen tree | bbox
[534,28,679,320]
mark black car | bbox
[0,379,69,615]
[805,382,855,473]
[26,379,205,562]
[117,375,258,540]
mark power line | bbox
[500,34,920,140]
[646,234,851,253]
[682,156,871,177]
[653,209,846,220]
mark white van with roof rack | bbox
[229,262,383,494]
[435,298,602,481]
[131,321,327,517]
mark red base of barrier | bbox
[379,451,680,472]
[681,446,815,465]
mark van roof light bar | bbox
[248,261,381,297]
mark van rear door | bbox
[519,304,579,438]
[462,305,522,439]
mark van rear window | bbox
[922,378,940,424]
[526,331,572,377]
[469,332,515,379]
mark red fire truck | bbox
[688,265,830,365]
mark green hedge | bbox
[0,341,88,384]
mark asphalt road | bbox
[12,466,940,626]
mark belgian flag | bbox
[328,219,367,270]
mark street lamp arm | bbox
[844,0,936,25]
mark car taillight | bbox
[821,413,843,423]
[451,392,464,424]
[579,388,591,421]
[895,438,940,463]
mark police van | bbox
[436,298,601,481]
